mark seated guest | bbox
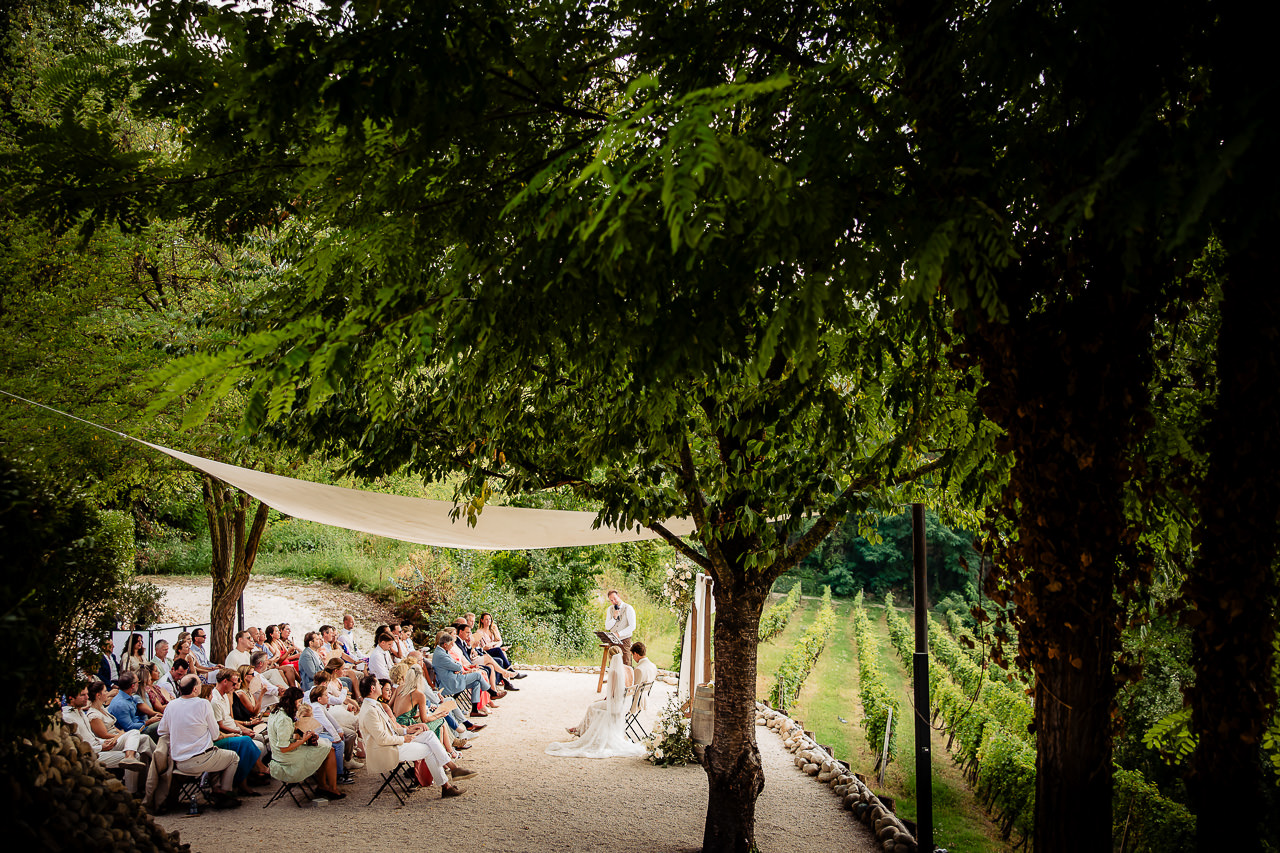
[389,624,409,661]
[170,638,194,672]
[271,624,301,668]
[475,612,521,675]
[259,626,299,688]
[322,658,362,713]
[308,685,356,784]
[320,624,361,669]
[389,662,466,756]
[108,671,162,739]
[404,651,475,738]
[224,630,255,670]
[300,630,326,691]
[456,623,519,690]
[210,668,271,795]
[320,646,360,700]
[267,687,346,800]
[160,657,191,698]
[399,620,417,655]
[249,651,285,704]
[188,628,218,683]
[158,674,240,809]
[65,682,152,791]
[122,633,148,673]
[368,630,395,682]
[432,631,494,717]
[97,637,121,688]
[233,664,270,721]
[150,639,172,678]
[356,673,474,798]
[249,626,268,653]
[337,613,360,661]
[141,662,172,714]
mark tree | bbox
[72,5,1004,850]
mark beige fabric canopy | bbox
[143,440,696,550]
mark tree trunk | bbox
[702,564,772,853]
[966,274,1157,853]
[203,475,270,664]
[1185,244,1280,852]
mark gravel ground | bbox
[144,577,879,853]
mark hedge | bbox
[759,581,803,642]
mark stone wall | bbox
[756,702,918,853]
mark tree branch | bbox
[649,522,711,571]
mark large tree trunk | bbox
[702,560,772,853]
[968,275,1157,853]
[203,475,270,664]
[1185,245,1280,852]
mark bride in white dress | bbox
[546,646,647,759]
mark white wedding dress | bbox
[545,654,647,759]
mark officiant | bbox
[603,590,636,665]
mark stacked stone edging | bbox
[755,701,918,853]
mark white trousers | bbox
[397,731,450,787]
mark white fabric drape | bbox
[677,572,715,702]
[140,440,695,550]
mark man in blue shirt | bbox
[108,671,161,740]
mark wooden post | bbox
[701,577,713,681]
[912,502,934,853]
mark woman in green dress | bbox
[390,662,463,756]
[267,687,345,800]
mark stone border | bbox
[756,701,919,853]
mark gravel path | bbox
[142,576,880,852]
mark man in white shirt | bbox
[338,613,362,658]
[157,674,240,807]
[209,669,270,794]
[631,641,658,686]
[368,631,395,682]
[224,630,254,670]
[605,590,637,664]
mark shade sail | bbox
[142,440,696,550]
